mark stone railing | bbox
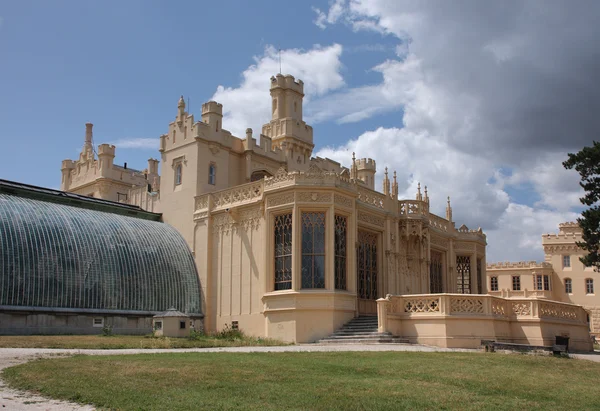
[194,181,264,212]
[487,261,552,270]
[378,293,588,324]
[487,289,553,299]
[429,214,450,232]
[398,200,428,217]
[357,186,385,209]
[263,168,353,191]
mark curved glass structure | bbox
[0,193,201,314]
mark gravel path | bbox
[1,344,598,410]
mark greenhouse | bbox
[0,179,202,335]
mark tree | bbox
[563,141,600,271]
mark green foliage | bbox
[101,324,113,337]
[215,323,244,340]
[563,141,600,271]
[5,352,600,410]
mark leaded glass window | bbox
[490,276,498,291]
[274,213,292,291]
[586,278,594,294]
[429,250,443,293]
[565,278,572,294]
[512,275,521,291]
[544,275,550,291]
[456,256,471,294]
[477,258,482,294]
[334,215,347,290]
[357,230,378,299]
[301,212,326,289]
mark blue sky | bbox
[1,1,596,261]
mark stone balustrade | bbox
[398,200,429,217]
[377,293,592,351]
[487,289,553,299]
[429,214,450,232]
[357,186,386,209]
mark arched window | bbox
[565,278,572,294]
[586,278,594,294]
[208,163,216,185]
[175,164,182,186]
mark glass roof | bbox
[0,193,201,315]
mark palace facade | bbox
[58,74,489,343]
[487,222,600,337]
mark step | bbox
[332,331,383,336]
[318,337,410,345]
[339,325,379,331]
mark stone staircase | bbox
[317,315,409,344]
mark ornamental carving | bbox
[539,302,578,321]
[267,193,294,207]
[212,214,235,235]
[454,241,476,252]
[543,244,581,253]
[511,302,531,316]
[491,299,506,316]
[404,297,440,313]
[430,234,449,249]
[450,297,484,314]
[357,211,385,228]
[297,192,332,203]
[195,195,209,210]
[265,167,293,187]
[239,206,263,231]
[476,244,486,255]
[334,193,353,209]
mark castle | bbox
[59,74,492,343]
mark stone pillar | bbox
[471,251,478,294]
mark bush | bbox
[102,324,113,337]
[188,330,206,341]
[215,324,244,341]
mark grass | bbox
[0,332,285,349]
[3,352,600,410]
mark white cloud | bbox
[107,138,157,150]
[211,44,345,138]
[313,0,347,29]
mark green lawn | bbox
[0,334,284,349]
[4,352,600,410]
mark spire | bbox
[424,185,429,204]
[351,152,357,181]
[446,196,453,222]
[383,167,390,196]
[416,182,422,201]
[83,123,94,160]
[392,171,398,198]
[178,95,186,118]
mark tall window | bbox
[543,275,550,291]
[535,275,550,291]
[512,275,521,291]
[274,213,292,290]
[357,230,378,300]
[334,215,347,290]
[563,255,571,268]
[490,276,498,291]
[565,278,572,294]
[208,163,216,185]
[429,250,443,293]
[301,212,326,289]
[586,278,594,294]
[175,164,182,185]
[456,256,471,294]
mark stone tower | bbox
[261,74,314,171]
[355,158,377,190]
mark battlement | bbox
[97,144,116,156]
[559,221,582,235]
[356,158,376,171]
[270,74,304,95]
[202,101,223,116]
[61,159,75,170]
[487,261,553,270]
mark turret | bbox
[97,144,116,177]
[147,158,159,175]
[60,160,75,191]
[262,74,313,170]
[202,101,223,132]
[416,182,422,201]
[354,158,376,190]
[383,167,390,196]
[177,95,186,121]
[392,171,398,198]
[446,196,453,222]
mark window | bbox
[274,213,292,290]
[180,321,186,329]
[117,192,128,203]
[175,163,182,185]
[301,212,326,289]
[563,255,571,268]
[490,276,498,292]
[208,163,216,185]
[154,321,162,331]
[93,318,104,327]
[535,275,551,291]
[543,275,550,291]
[512,275,521,291]
[565,278,572,294]
[456,256,471,294]
[586,278,594,294]
[334,215,347,290]
[430,250,443,293]
[357,230,378,300]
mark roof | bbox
[154,308,190,318]
[0,179,161,221]
[0,185,201,315]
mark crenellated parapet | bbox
[487,261,553,270]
